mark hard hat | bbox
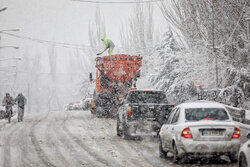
[101,36,105,41]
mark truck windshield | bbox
[127,91,166,104]
[185,108,229,121]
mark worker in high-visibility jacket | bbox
[97,37,115,56]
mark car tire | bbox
[116,117,122,137]
[239,153,248,167]
[172,143,180,163]
[159,139,168,158]
[229,153,238,163]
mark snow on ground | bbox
[0,110,239,167]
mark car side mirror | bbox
[247,133,250,139]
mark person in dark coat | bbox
[2,93,14,115]
[15,93,27,122]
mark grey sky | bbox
[1,0,167,47]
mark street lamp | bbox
[0,7,7,13]
[0,65,16,68]
[0,46,19,49]
[0,57,22,61]
[0,29,20,33]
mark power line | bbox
[72,0,164,4]
[1,32,89,49]
[1,32,157,51]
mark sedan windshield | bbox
[185,108,229,121]
[127,91,166,104]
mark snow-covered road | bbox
[0,110,237,167]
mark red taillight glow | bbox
[182,127,193,138]
[232,127,240,139]
[203,118,214,120]
[127,106,131,116]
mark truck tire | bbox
[122,123,130,140]
[116,117,122,136]
[96,108,103,118]
[229,153,238,163]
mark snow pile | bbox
[218,66,250,108]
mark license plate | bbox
[201,130,224,136]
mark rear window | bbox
[185,108,229,121]
[127,91,166,104]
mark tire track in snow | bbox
[3,122,21,167]
[51,112,96,167]
[29,112,57,167]
[45,115,71,167]
[81,115,146,167]
[15,119,38,167]
[87,115,166,167]
[102,119,151,167]
[62,111,119,167]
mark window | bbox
[171,108,180,124]
[185,108,229,121]
[166,108,177,124]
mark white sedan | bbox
[238,132,250,167]
[159,101,241,163]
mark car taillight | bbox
[127,106,131,116]
[182,127,193,138]
[203,118,214,120]
[232,127,240,139]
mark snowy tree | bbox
[150,0,250,105]
[88,5,106,57]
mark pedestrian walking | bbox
[2,93,15,123]
[97,37,115,56]
[15,93,27,122]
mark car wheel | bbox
[172,143,180,163]
[116,117,122,137]
[239,153,248,167]
[159,139,168,158]
[229,152,238,163]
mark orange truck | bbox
[90,54,142,118]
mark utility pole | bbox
[212,0,219,90]
[27,83,30,112]
[245,7,250,40]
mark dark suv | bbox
[117,89,173,139]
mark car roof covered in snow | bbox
[178,100,226,109]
